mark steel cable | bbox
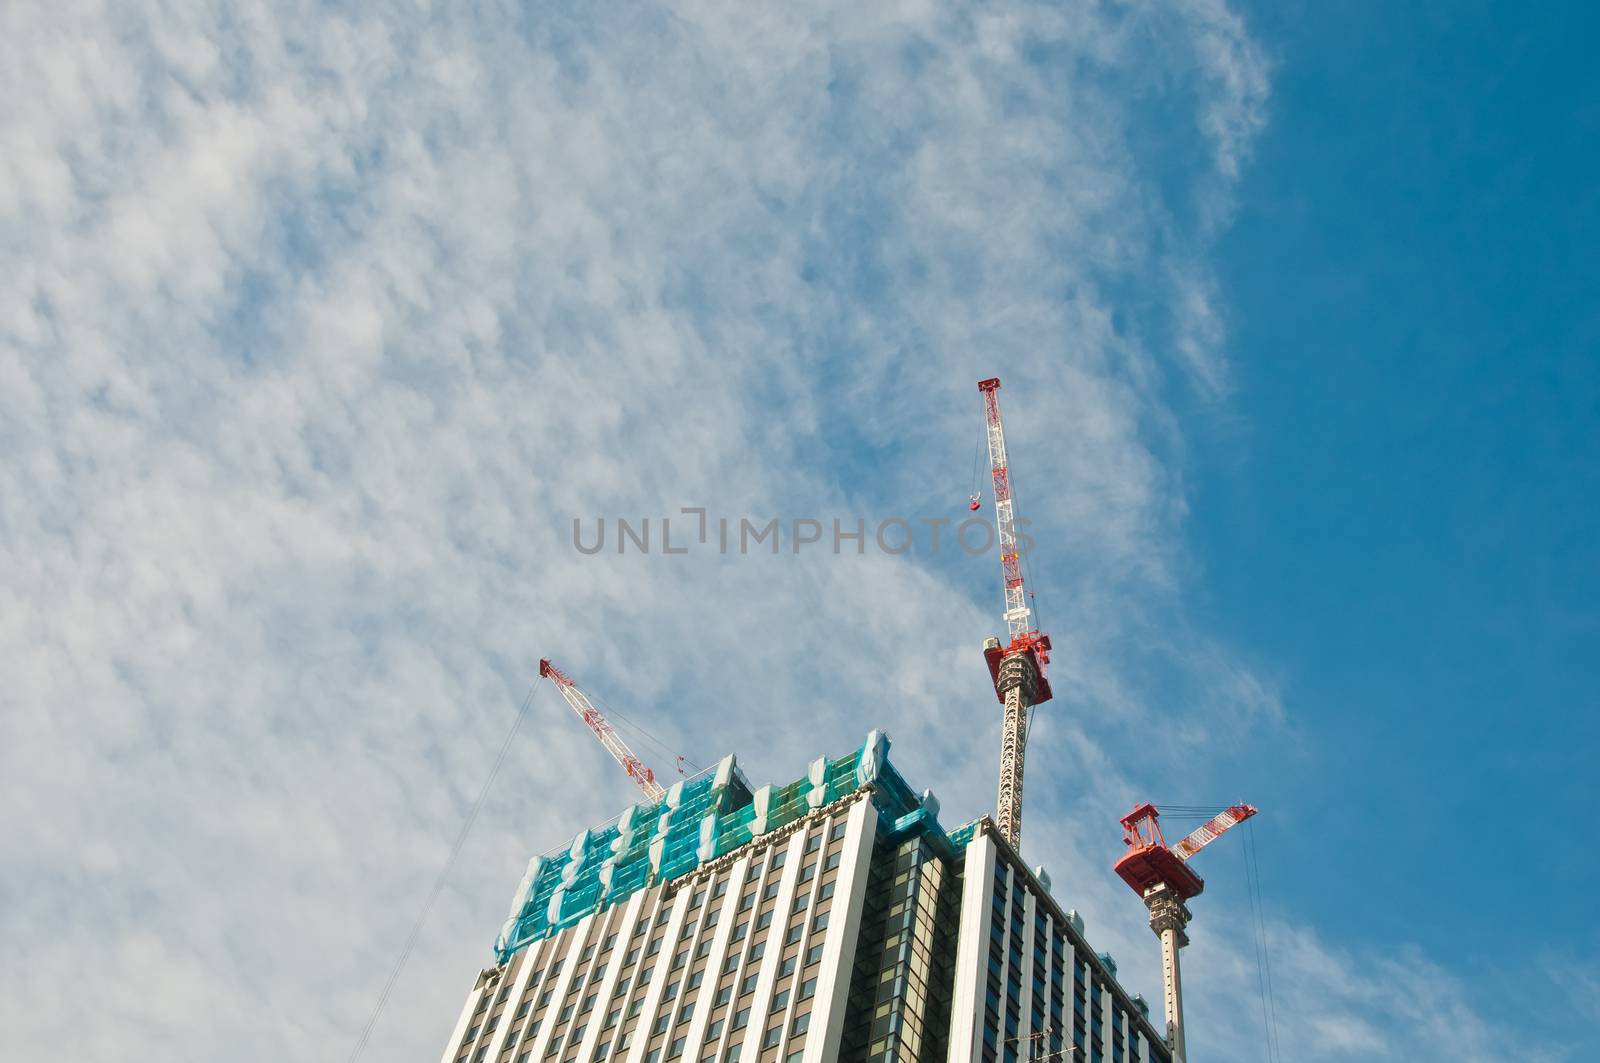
[345,678,542,1063]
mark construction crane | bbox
[538,658,666,801]
[1114,803,1259,1063]
[976,377,1053,852]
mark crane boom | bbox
[538,658,666,800]
[1172,803,1258,862]
[979,378,1032,640]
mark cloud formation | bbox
[1,2,1552,1061]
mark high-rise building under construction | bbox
[438,730,1169,1063]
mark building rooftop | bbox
[494,730,960,962]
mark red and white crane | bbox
[1114,802,1259,1063]
[538,658,666,801]
[976,377,1053,852]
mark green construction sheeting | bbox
[493,729,963,962]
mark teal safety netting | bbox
[493,730,966,962]
[945,819,982,850]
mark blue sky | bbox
[1194,0,1598,1033]
[1,2,1593,1061]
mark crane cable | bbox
[345,677,543,1063]
[586,684,703,777]
[1242,818,1284,1063]
[970,426,986,505]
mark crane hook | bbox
[968,493,982,511]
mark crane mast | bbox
[977,378,1053,853]
[538,658,666,801]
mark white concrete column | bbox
[947,833,998,1063]
[735,825,808,1059]
[571,892,648,1062]
[622,885,693,1063]
[680,854,751,1061]
[436,975,488,1063]
[803,795,877,1063]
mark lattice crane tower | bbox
[976,378,1053,852]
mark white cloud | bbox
[0,2,1554,1061]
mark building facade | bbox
[439,732,1170,1063]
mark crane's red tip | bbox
[977,377,1001,392]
